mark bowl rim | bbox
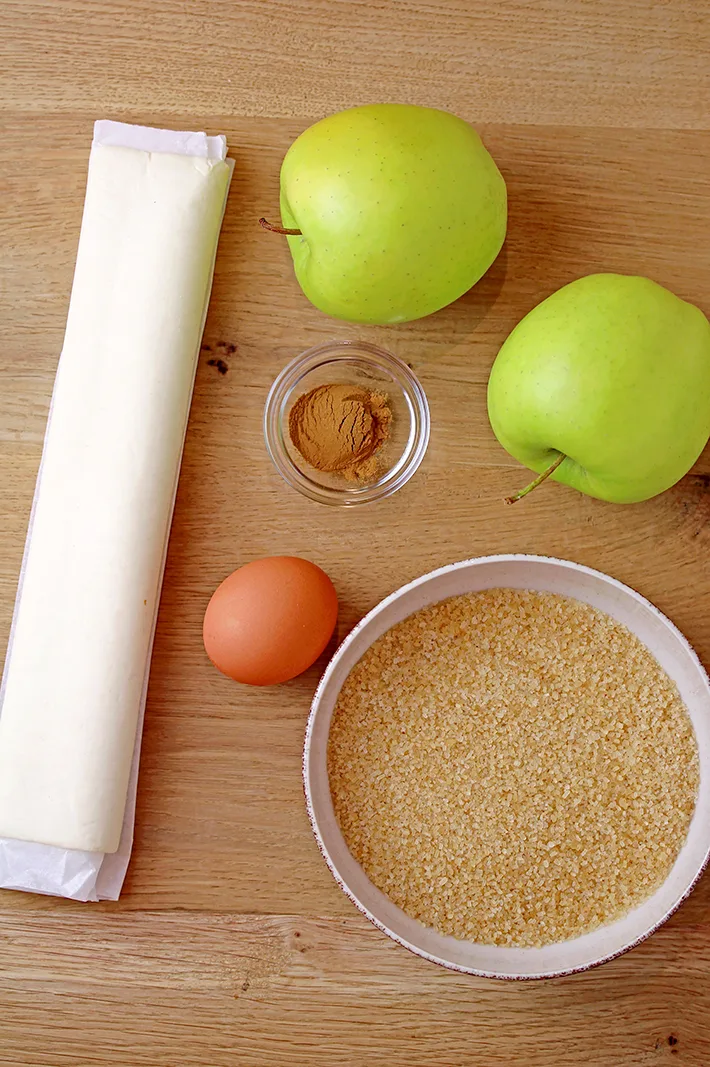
[263,339,430,507]
[303,553,710,980]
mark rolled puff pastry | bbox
[0,123,233,854]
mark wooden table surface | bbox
[2,1,710,1064]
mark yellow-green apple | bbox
[487,274,710,504]
[260,104,507,325]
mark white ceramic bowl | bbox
[303,555,710,979]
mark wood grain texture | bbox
[2,1,710,1064]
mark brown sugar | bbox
[288,383,391,483]
[327,589,699,947]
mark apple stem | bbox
[505,452,566,505]
[259,217,302,236]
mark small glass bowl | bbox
[264,340,430,506]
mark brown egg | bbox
[203,556,338,686]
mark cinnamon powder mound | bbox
[288,383,392,483]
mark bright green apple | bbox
[487,274,710,504]
[267,103,507,325]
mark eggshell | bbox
[203,556,338,686]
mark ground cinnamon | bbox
[288,383,392,483]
